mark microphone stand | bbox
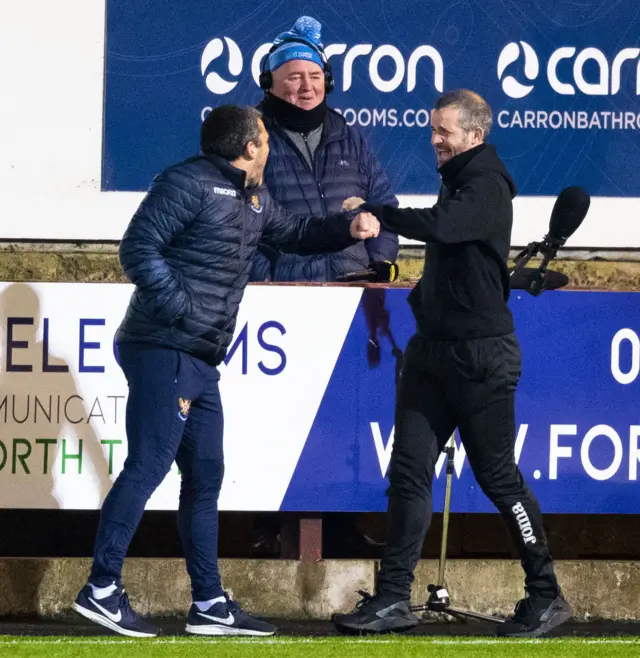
[408,438,505,625]
[510,235,565,297]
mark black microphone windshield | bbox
[548,186,590,242]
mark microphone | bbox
[548,185,591,245]
[541,185,591,258]
[335,261,399,283]
[511,186,590,296]
[513,186,591,267]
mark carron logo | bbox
[201,37,243,94]
[498,41,640,98]
[497,41,539,98]
[201,38,444,94]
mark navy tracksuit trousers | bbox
[89,343,225,601]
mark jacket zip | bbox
[274,124,341,281]
[278,128,328,213]
[222,195,247,339]
[302,133,331,281]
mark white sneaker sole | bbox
[185,623,275,636]
[72,603,157,638]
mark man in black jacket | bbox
[333,89,571,638]
[71,104,379,639]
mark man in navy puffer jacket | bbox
[250,15,399,283]
[72,105,379,639]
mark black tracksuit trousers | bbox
[376,332,559,600]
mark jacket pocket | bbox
[144,273,191,326]
[499,333,522,384]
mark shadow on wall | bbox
[0,282,112,615]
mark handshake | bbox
[345,196,379,240]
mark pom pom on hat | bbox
[267,16,326,72]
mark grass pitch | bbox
[0,635,638,658]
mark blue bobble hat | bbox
[267,16,326,72]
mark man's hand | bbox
[342,196,366,211]
[350,212,380,240]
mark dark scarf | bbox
[261,92,327,133]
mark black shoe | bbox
[497,591,572,638]
[332,590,419,635]
[185,593,276,636]
[73,583,157,637]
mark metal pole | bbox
[437,434,456,586]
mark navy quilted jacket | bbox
[116,153,359,365]
[250,107,399,282]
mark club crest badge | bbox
[249,194,263,214]
[178,397,191,421]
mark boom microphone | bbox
[544,185,591,254]
[511,185,590,296]
[335,261,399,283]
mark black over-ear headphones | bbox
[259,36,334,94]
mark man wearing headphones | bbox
[247,15,400,558]
[249,15,400,283]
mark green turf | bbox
[0,636,638,658]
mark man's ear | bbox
[472,127,485,145]
[244,140,257,161]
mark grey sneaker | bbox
[497,591,572,638]
[332,590,419,635]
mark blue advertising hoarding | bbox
[0,283,638,512]
[104,0,640,197]
[282,288,640,514]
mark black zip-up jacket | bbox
[362,143,517,340]
[116,153,359,365]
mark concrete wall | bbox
[0,558,637,621]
